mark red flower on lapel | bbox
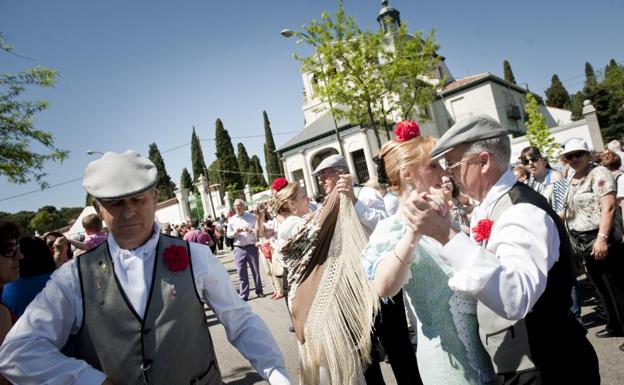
[472,219,494,243]
[163,245,189,272]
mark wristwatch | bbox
[597,233,609,240]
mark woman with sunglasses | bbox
[519,146,562,188]
[562,138,624,342]
[0,220,23,385]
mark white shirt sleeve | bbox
[440,203,560,320]
[353,187,388,232]
[0,260,108,385]
[189,243,291,384]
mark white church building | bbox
[277,1,604,197]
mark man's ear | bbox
[479,152,491,175]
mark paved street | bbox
[208,249,623,385]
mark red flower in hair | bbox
[394,120,421,142]
[163,245,190,272]
[271,177,289,192]
[472,219,494,243]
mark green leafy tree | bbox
[600,60,624,142]
[263,111,283,181]
[214,119,243,192]
[570,91,585,121]
[503,60,516,84]
[0,210,35,235]
[180,168,193,191]
[58,207,83,226]
[148,143,176,202]
[190,127,207,192]
[0,33,68,188]
[248,155,268,187]
[544,74,572,109]
[583,62,598,94]
[292,1,439,148]
[29,208,64,234]
[524,93,558,159]
[237,143,252,185]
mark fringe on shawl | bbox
[296,195,379,385]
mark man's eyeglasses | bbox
[0,243,20,259]
[521,156,541,165]
[439,153,479,172]
[564,151,586,161]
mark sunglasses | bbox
[564,152,587,161]
[521,156,541,165]
[0,243,20,259]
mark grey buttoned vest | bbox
[65,234,222,385]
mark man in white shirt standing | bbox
[226,199,264,301]
[0,150,290,385]
[409,114,599,385]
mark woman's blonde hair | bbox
[377,136,437,194]
[269,182,301,216]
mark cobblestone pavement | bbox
[208,249,624,385]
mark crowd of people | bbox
[0,116,622,384]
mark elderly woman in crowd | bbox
[0,220,24,385]
[601,150,624,235]
[563,138,624,343]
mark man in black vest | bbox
[406,114,599,385]
[0,150,291,385]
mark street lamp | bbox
[86,150,104,156]
[281,28,346,157]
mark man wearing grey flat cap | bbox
[0,150,291,385]
[403,114,599,384]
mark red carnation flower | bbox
[163,245,190,272]
[271,177,289,192]
[394,120,421,142]
[472,219,494,243]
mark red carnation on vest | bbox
[472,219,494,243]
[163,245,190,272]
[394,120,421,142]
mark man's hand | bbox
[336,174,356,203]
[401,190,452,244]
[53,236,68,253]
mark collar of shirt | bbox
[470,169,517,224]
[107,223,161,260]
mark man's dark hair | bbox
[82,214,103,232]
[0,220,20,244]
[18,236,56,278]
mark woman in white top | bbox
[258,179,310,300]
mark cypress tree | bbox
[570,91,584,121]
[190,127,208,190]
[263,111,283,181]
[148,143,176,202]
[503,60,516,84]
[583,62,598,95]
[207,159,221,186]
[248,155,268,187]
[237,143,252,185]
[214,118,244,191]
[544,74,572,109]
[180,168,193,191]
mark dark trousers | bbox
[364,290,423,385]
[585,251,624,334]
[233,245,263,299]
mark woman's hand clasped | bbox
[400,190,452,244]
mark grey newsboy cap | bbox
[83,150,157,201]
[312,154,348,176]
[430,114,509,160]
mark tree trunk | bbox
[367,104,382,149]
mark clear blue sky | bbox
[1,0,622,213]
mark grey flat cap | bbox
[83,150,157,201]
[430,114,509,160]
[312,154,348,176]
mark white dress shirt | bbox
[226,212,257,246]
[353,186,388,232]
[440,170,560,321]
[0,224,290,385]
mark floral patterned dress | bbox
[565,164,615,232]
[362,216,495,385]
